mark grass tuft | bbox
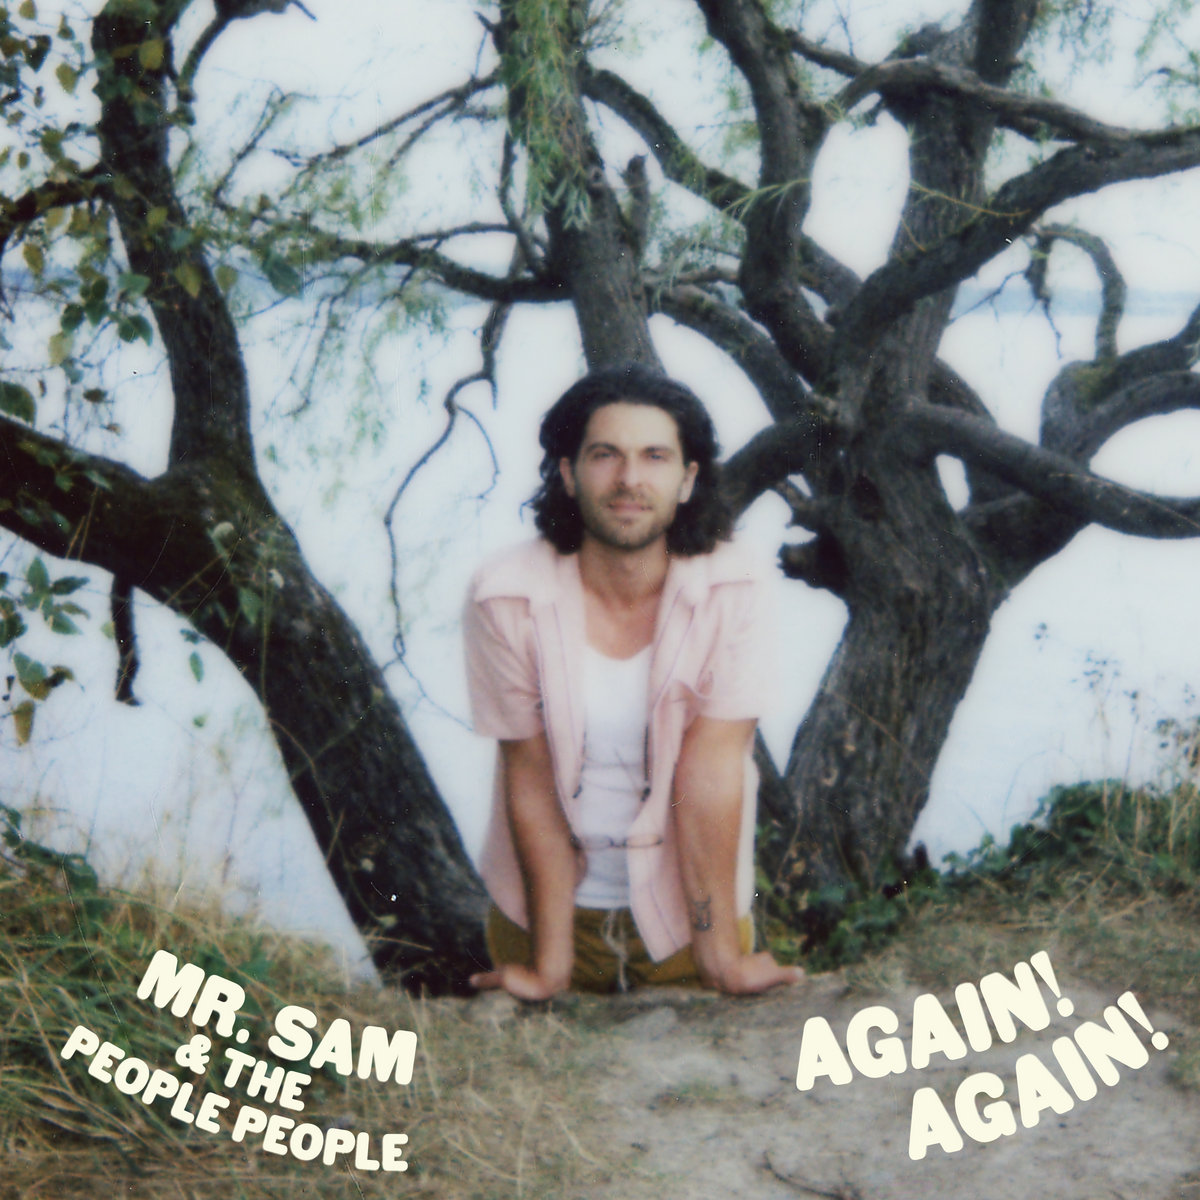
[0,801,617,1198]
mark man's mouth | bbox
[606,497,650,514]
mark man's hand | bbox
[469,963,570,1002]
[697,949,804,996]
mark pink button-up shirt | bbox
[463,537,777,961]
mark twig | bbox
[761,1150,864,1199]
[381,368,498,728]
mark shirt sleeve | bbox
[696,566,779,722]
[462,588,545,742]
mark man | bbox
[464,363,801,998]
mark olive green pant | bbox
[486,904,754,993]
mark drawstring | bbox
[600,909,631,993]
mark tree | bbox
[247,0,1200,928]
[3,0,1200,976]
[0,0,487,990]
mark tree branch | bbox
[580,63,858,308]
[654,284,820,422]
[499,132,543,274]
[1030,224,1127,361]
[271,222,562,303]
[722,416,838,518]
[1040,298,1200,458]
[837,58,1134,143]
[693,0,830,369]
[94,1,254,467]
[795,235,862,310]
[0,416,166,577]
[496,0,659,367]
[836,126,1200,362]
[580,64,750,212]
[302,70,500,171]
[971,0,1038,84]
[905,403,1200,538]
[0,170,106,257]
[785,29,866,78]
[928,360,1010,504]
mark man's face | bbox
[559,401,699,553]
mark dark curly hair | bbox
[530,362,732,556]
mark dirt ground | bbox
[466,969,1200,1200]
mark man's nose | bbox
[617,456,644,487]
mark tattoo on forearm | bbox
[690,898,713,933]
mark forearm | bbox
[502,736,578,990]
[672,718,753,988]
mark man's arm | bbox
[470,732,578,1001]
[673,715,802,994]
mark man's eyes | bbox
[585,448,674,462]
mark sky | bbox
[2,0,1200,965]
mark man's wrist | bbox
[689,929,742,991]
[533,947,573,993]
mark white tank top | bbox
[572,643,652,909]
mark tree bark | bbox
[13,0,493,989]
[764,437,1000,930]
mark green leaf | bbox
[174,261,202,298]
[61,303,85,332]
[18,1,37,19]
[138,38,164,71]
[0,603,26,648]
[48,610,81,635]
[116,314,153,344]
[188,650,204,682]
[214,263,238,292]
[50,576,88,595]
[118,272,151,297]
[12,700,34,746]
[25,558,49,592]
[39,127,63,161]
[83,276,109,304]
[83,470,113,491]
[237,586,262,627]
[261,251,302,297]
[14,651,48,698]
[0,382,35,424]
[22,242,44,276]
[48,330,73,366]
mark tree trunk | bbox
[0,424,489,989]
[90,1,488,989]
[764,443,1001,936]
[183,489,491,990]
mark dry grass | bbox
[7,770,1200,1198]
[841,778,1200,1090]
[0,842,625,1200]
